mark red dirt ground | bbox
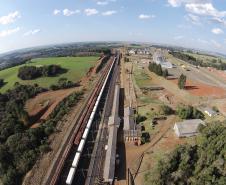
[208,67,226,81]
[25,87,82,127]
[170,79,226,98]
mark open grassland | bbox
[0,56,98,93]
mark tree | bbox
[176,105,204,119]
[178,74,186,89]
[162,69,168,78]
[160,105,173,115]
[145,123,226,185]
[0,79,4,88]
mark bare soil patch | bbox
[25,87,82,126]
[170,79,226,98]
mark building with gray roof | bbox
[174,119,205,137]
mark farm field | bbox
[0,56,99,92]
[184,52,226,64]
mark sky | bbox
[0,0,226,54]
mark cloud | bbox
[167,0,211,7]
[211,17,226,27]
[185,3,226,18]
[197,38,209,44]
[139,14,155,19]
[53,9,61,15]
[102,10,117,16]
[84,9,99,16]
[24,29,40,36]
[185,14,201,25]
[0,11,21,25]
[97,1,108,5]
[174,35,184,40]
[63,9,80,16]
[0,27,20,38]
[211,39,222,48]
[211,28,224,35]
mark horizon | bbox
[0,0,226,54]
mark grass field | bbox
[184,52,226,64]
[0,56,98,93]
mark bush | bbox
[141,132,150,144]
[0,79,5,88]
[176,105,204,119]
[136,114,147,124]
[149,63,168,78]
[50,78,78,90]
[160,105,174,115]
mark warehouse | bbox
[123,107,135,130]
[174,119,205,137]
[153,51,173,69]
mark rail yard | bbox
[42,51,121,185]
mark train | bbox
[65,55,118,185]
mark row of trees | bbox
[170,51,226,70]
[96,55,111,73]
[149,63,168,78]
[50,78,79,90]
[0,82,83,185]
[18,65,67,80]
[145,122,226,185]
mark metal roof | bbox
[174,119,205,135]
[103,126,118,182]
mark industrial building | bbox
[174,119,205,137]
[103,84,120,184]
[153,51,173,69]
[123,107,135,130]
[123,107,141,144]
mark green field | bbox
[0,56,98,93]
[184,52,226,64]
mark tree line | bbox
[18,65,67,80]
[50,78,79,90]
[149,63,168,78]
[145,122,226,185]
[170,51,226,70]
[0,83,83,185]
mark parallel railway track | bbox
[44,52,120,185]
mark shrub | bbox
[136,114,147,124]
[176,105,204,119]
[160,105,174,115]
[149,63,168,78]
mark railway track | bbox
[85,53,120,185]
[44,52,120,185]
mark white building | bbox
[123,107,135,130]
[129,50,136,55]
[204,108,217,117]
[174,119,205,138]
[153,51,173,69]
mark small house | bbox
[174,119,205,138]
